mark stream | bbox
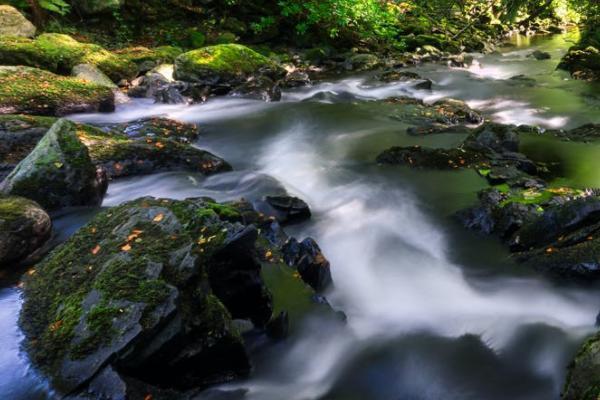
[2,30,600,400]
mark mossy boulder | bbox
[20,196,334,396]
[77,124,231,179]
[0,5,36,38]
[563,333,600,400]
[344,53,382,72]
[558,46,600,81]
[0,34,137,82]
[0,119,107,210]
[0,114,56,180]
[174,44,286,86]
[0,196,51,266]
[115,46,183,74]
[0,66,115,116]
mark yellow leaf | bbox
[153,213,164,223]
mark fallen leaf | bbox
[121,243,132,252]
[91,245,101,255]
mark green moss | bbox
[205,202,242,222]
[0,34,137,82]
[174,44,282,80]
[563,332,600,400]
[0,66,114,116]
[115,45,182,70]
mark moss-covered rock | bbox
[174,44,286,85]
[0,66,115,116]
[77,124,231,179]
[108,117,200,143]
[563,333,600,400]
[0,114,56,180]
[558,46,600,81]
[0,119,107,210]
[20,196,334,396]
[115,46,183,74]
[385,97,482,130]
[0,34,137,82]
[0,195,51,266]
[0,5,36,38]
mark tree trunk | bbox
[26,0,46,27]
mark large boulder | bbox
[0,66,115,116]
[174,44,286,87]
[115,46,182,74]
[19,197,333,396]
[0,34,137,82]
[0,196,51,266]
[558,46,600,81]
[0,5,36,37]
[0,119,107,210]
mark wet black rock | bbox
[281,70,311,88]
[230,76,282,102]
[530,50,551,60]
[282,237,333,292]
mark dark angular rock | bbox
[282,238,333,292]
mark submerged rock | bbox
[530,50,551,60]
[0,66,115,116]
[385,97,482,129]
[0,5,36,38]
[20,196,334,396]
[0,196,51,266]
[0,119,107,210]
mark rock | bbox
[558,46,600,81]
[108,117,200,143]
[0,115,56,180]
[128,72,171,99]
[508,75,537,86]
[377,70,433,89]
[281,70,311,88]
[74,0,123,15]
[0,119,107,210]
[72,64,117,89]
[530,50,551,60]
[153,82,190,104]
[115,46,182,74]
[385,97,482,128]
[174,44,286,89]
[0,196,51,266]
[0,33,137,82]
[0,5,36,38]
[282,238,333,292]
[230,76,281,102]
[446,54,474,68]
[562,333,600,400]
[259,195,312,225]
[77,124,231,179]
[548,124,600,142]
[344,53,382,71]
[0,66,115,116]
[19,196,333,395]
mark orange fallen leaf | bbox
[91,245,101,255]
[153,213,164,223]
[121,244,132,252]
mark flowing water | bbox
[2,31,600,399]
